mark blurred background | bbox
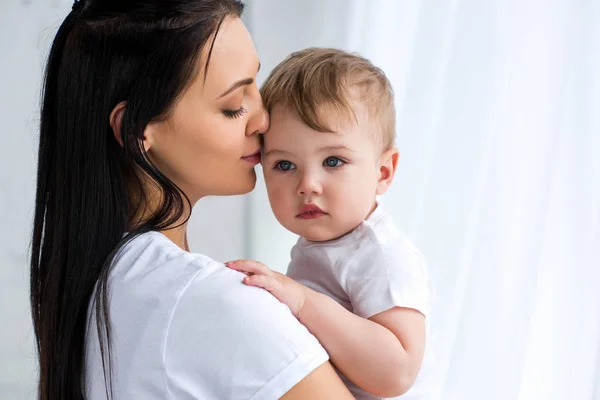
[1,0,599,399]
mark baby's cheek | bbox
[337,178,372,211]
[333,176,357,197]
[269,187,293,214]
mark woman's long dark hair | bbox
[30,1,244,399]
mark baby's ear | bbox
[376,148,399,195]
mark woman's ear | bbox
[109,101,154,152]
[109,101,127,147]
[376,148,400,195]
[141,124,155,152]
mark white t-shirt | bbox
[85,231,329,400]
[287,205,435,400]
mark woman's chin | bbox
[200,170,257,196]
[232,171,257,195]
[239,181,257,195]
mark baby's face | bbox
[262,105,381,242]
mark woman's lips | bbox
[296,203,327,220]
[241,150,261,165]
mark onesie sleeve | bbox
[344,241,430,319]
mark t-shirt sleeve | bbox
[344,241,430,319]
[163,262,329,400]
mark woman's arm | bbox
[226,260,426,398]
[280,362,355,400]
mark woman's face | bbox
[146,17,268,201]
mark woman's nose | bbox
[246,102,269,136]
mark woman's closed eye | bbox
[323,156,345,168]
[222,107,247,119]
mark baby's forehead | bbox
[270,103,381,142]
[263,118,381,160]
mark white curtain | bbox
[244,1,600,399]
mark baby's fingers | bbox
[241,271,297,315]
[226,259,272,276]
[243,274,281,295]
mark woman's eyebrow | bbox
[217,77,254,99]
[217,63,261,99]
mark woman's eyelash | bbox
[222,107,247,119]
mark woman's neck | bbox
[128,172,196,251]
[160,224,190,251]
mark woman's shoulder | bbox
[108,231,227,297]
[107,231,328,399]
[164,261,329,399]
[113,231,218,277]
[110,230,300,307]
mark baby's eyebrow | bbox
[318,145,356,153]
[264,146,356,157]
[263,149,293,157]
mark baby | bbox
[227,48,432,399]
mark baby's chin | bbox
[289,223,353,243]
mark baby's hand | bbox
[225,260,308,318]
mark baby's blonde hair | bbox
[260,47,396,150]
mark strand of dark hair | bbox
[30,1,244,399]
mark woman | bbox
[30,1,354,399]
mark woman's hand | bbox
[225,260,309,318]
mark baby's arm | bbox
[226,260,425,398]
[298,289,425,397]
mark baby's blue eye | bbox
[276,161,296,171]
[324,157,344,168]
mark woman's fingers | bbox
[225,259,272,276]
